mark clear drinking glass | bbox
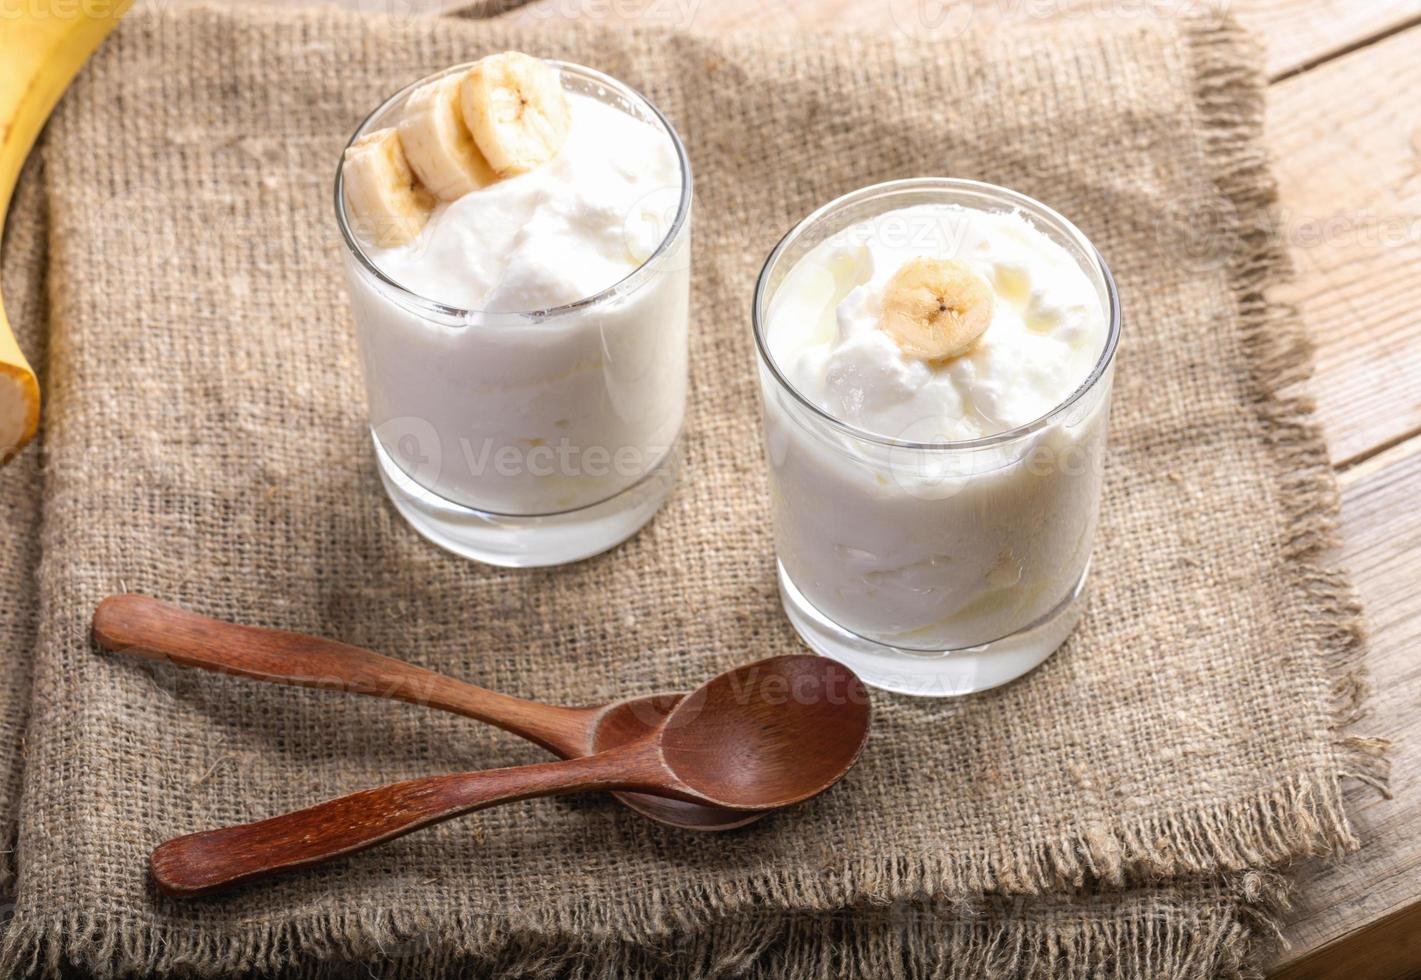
[336,62,692,567]
[753,179,1120,696]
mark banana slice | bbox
[878,257,995,361]
[398,74,497,201]
[460,52,572,177]
[342,128,435,248]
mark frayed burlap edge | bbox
[1183,14,1389,805]
[1,886,1270,980]
[0,11,1385,979]
[1158,12,1392,961]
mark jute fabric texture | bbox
[0,5,1382,976]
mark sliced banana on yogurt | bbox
[399,74,499,200]
[460,51,572,177]
[341,128,435,247]
[878,257,995,361]
[343,52,572,247]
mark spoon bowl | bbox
[659,655,870,809]
[587,694,769,831]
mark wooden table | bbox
[156,0,1421,974]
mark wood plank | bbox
[1244,0,1421,77]
[1268,24,1421,466]
[1274,900,1421,980]
[1273,433,1421,970]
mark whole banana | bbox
[0,0,131,462]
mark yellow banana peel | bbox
[1,0,132,463]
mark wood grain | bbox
[1275,900,1421,980]
[92,593,601,757]
[1242,0,1421,77]
[1269,24,1421,465]
[151,747,665,897]
[1273,435,1421,970]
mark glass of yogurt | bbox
[754,179,1120,696]
[336,54,691,567]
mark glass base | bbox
[373,436,679,568]
[777,561,1089,697]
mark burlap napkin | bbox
[0,4,1383,976]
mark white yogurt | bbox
[769,206,1104,442]
[762,202,1111,650]
[346,79,689,517]
[367,93,681,313]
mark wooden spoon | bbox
[149,653,870,897]
[93,594,777,832]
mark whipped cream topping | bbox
[367,88,681,313]
[768,204,1106,442]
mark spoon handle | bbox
[92,594,595,756]
[150,747,661,897]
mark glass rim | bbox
[751,177,1121,453]
[333,59,692,322]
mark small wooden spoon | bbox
[93,594,763,831]
[149,653,870,897]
